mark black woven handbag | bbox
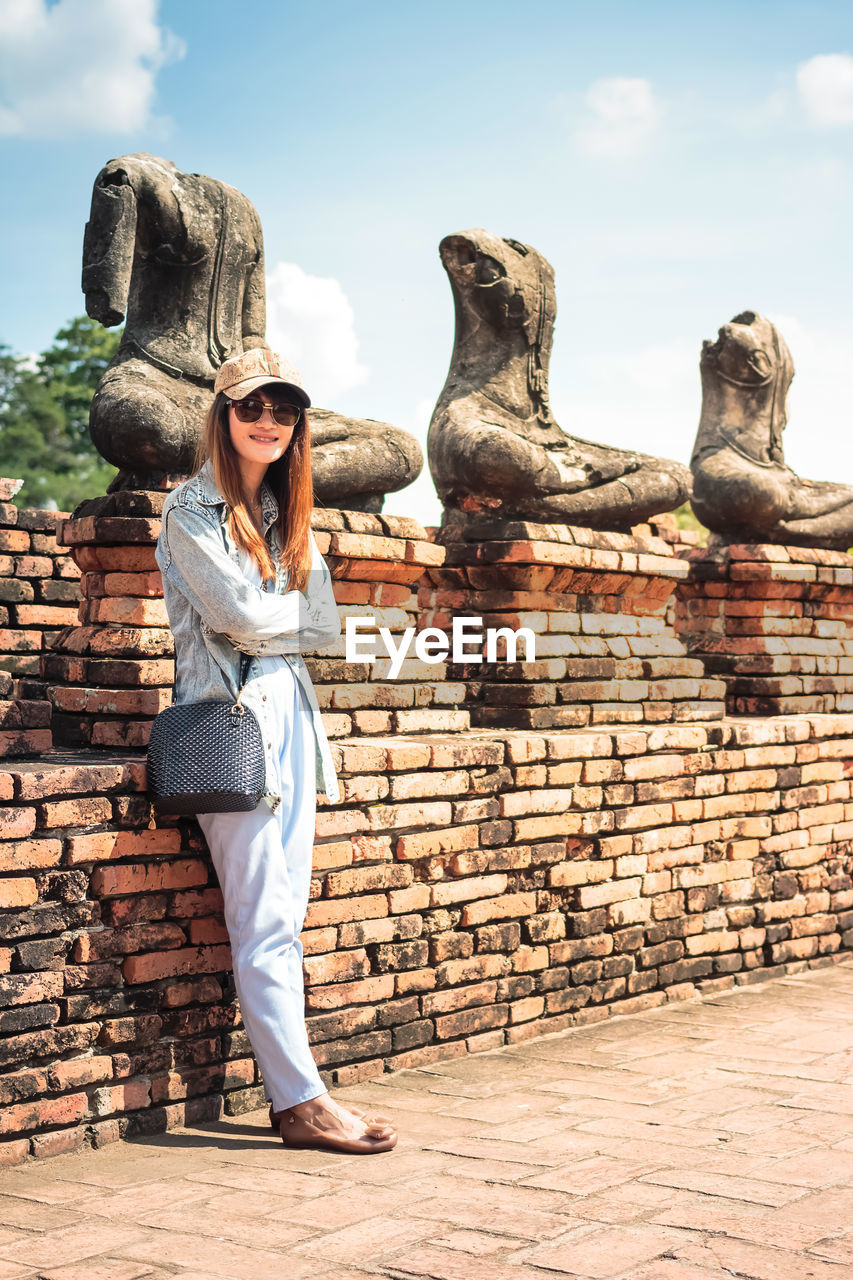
[146,654,265,815]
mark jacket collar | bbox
[193,458,278,531]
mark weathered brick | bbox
[304,892,388,929]
[430,873,508,907]
[91,860,209,898]
[0,877,38,908]
[0,839,62,872]
[433,1004,509,1039]
[395,825,480,860]
[324,863,412,895]
[37,797,112,827]
[123,945,232,984]
[303,949,370,985]
[460,891,537,927]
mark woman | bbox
[154,346,398,1155]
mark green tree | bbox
[675,500,708,542]
[0,316,120,510]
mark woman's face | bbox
[226,384,298,468]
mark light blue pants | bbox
[197,657,326,1111]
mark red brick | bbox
[38,797,111,827]
[460,891,537,927]
[509,995,545,1022]
[64,962,122,990]
[0,807,36,838]
[168,887,224,918]
[0,877,37,908]
[383,742,433,769]
[159,976,222,1008]
[0,1090,87,1134]
[122,944,232,984]
[304,892,388,928]
[303,950,370,984]
[91,1080,152,1114]
[91,860,209,897]
[396,825,480,860]
[0,838,62,871]
[0,528,29,552]
[430,874,508,907]
[187,919,228,945]
[436,954,512,985]
[66,827,181,865]
[305,974,395,1010]
[324,864,412,896]
[388,884,431,912]
[47,1055,113,1090]
[434,1004,508,1039]
[73,921,187,961]
[99,1017,165,1056]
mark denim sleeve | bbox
[160,502,340,656]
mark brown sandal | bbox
[278,1108,398,1155]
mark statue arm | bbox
[81,168,137,328]
[241,211,266,348]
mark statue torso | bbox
[122,173,262,379]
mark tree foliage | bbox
[0,317,120,510]
[675,500,709,541]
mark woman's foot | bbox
[278,1091,398,1154]
[268,1098,368,1131]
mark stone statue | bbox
[427,228,690,528]
[690,311,853,548]
[83,153,265,488]
[310,411,422,513]
[83,152,423,509]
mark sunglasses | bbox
[228,397,302,429]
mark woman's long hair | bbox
[191,389,314,592]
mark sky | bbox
[1,0,852,525]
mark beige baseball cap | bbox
[214,346,311,408]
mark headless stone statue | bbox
[83,153,265,489]
[83,152,422,509]
[691,311,853,549]
[428,229,690,528]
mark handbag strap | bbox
[239,652,251,686]
[169,650,254,709]
[234,652,252,709]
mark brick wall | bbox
[421,519,725,730]
[0,483,78,684]
[1,481,851,1165]
[676,542,853,716]
[1,714,851,1164]
[48,496,461,748]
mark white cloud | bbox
[380,397,441,527]
[796,53,853,126]
[552,335,700,468]
[548,316,853,486]
[764,312,853,481]
[265,262,368,405]
[580,222,735,262]
[576,77,661,159]
[0,0,183,137]
[621,338,698,396]
[412,397,434,431]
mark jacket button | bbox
[262,694,267,700]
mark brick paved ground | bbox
[0,962,852,1280]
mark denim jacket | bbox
[154,457,341,807]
